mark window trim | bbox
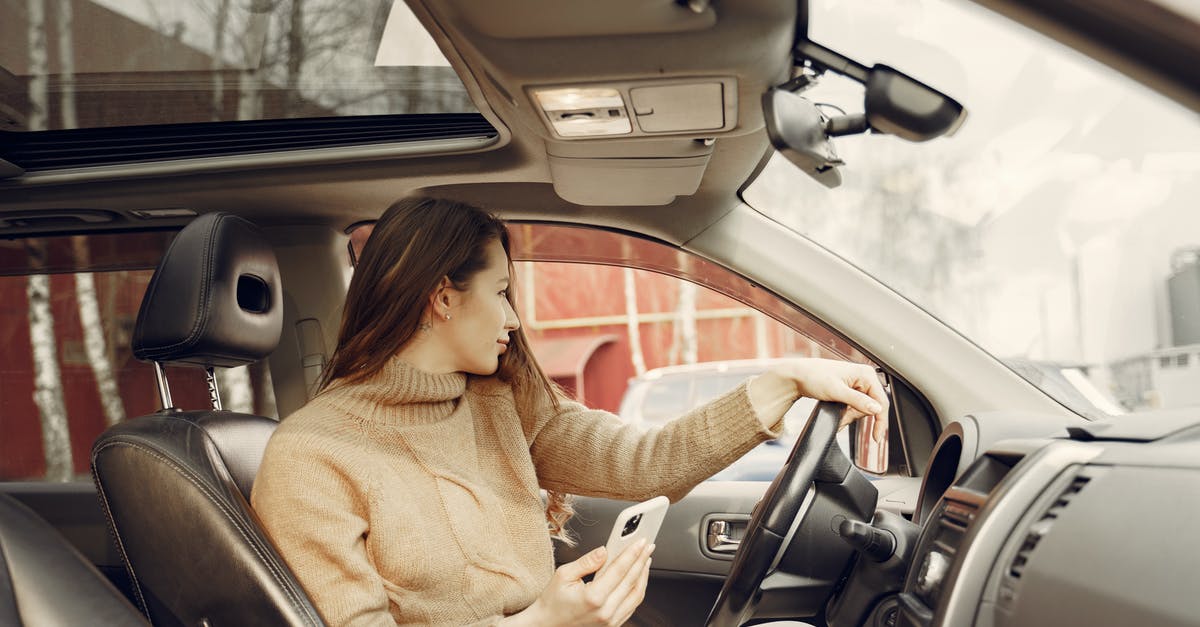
[507,221,936,478]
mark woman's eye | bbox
[498,290,508,298]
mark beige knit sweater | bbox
[251,357,785,626]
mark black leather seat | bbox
[0,492,147,626]
[91,213,324,626]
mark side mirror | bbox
[762,88,843,188]
[866,65,966,142]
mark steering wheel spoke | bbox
[706,401,880,627]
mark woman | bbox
[252,197,889,626]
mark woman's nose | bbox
[504,301,520,330]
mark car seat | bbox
[0,491,147,626]
[91,213,324,626]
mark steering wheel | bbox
[705,401,856,627]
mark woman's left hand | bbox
[751,358,890,441]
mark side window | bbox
[0,234,276,482]
[508,224,895,479]
[639,377,692,425]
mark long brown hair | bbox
[322,197,574,540]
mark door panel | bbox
[558,477,921,625]
[558,482,769,625]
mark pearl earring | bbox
[445,314,451,321]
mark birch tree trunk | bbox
[60,6,124,429]
[211,0,231,120]
[676,281,698,365]
[216,366,254,414]
[237,0,274,121]
[623,268,646,376]
[27,0,72,481]
[284,0,305,116]
[73,239,125,427]
[26,0,47,131]
[27,244,72,481]
[55,0,75,129]
[754,311,770,359]
[237,68,261,121]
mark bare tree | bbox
[25,0,47,131]
[283,0,305,116]
[27,243,72,482]
[55,0,75,129]
[26,0,72,481]
[754,311,770,359]
[235,0,277,122]
[236,53,262,121]
[666,252,699,366]
[216,3,276,410]
[72,239,126,427]
[211,0,231,120]
[54,6,125,431]
[216,366,254,414]
[675,280,699,365]
[623,268,647,376]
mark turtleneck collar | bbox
[364,355,467,405]
[323,356,468,425]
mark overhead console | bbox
[531,78,737,140]
[530,78,738,206]
[408,0,797,207]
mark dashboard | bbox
[895,410,1200,627]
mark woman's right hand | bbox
[505,539,654,626]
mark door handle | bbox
[706,520,742,554]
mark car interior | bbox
[0,0,1197,626]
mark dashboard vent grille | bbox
[1009,475,1090,579]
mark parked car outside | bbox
[617,359,855,480]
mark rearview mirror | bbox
[866,65,966,142]
[761,88,843,188]
[792,41,967,142]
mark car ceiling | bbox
[0,0,1195,246]
[0,0,797,246]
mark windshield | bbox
[744,0,1200,418]
[1,0,474,131]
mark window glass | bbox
[1,0,475,132]
[0,259,276,482]
[744,0,1199,418]
[694,373,751,406]
[508,223,896,478]
[0,230,175,276]
[640,378,691,426]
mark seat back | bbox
[0,492,147,626]
[91,213,324,626]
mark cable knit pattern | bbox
[251,357,783,626]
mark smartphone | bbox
[598,495,669,576]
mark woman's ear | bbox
[428,276,455,318]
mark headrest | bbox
[132,213,282,368]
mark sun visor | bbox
[548,154,712,206]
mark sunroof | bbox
[0,0,477,133]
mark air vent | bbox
[1009,475,1090,578]
[0,113,496,172]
